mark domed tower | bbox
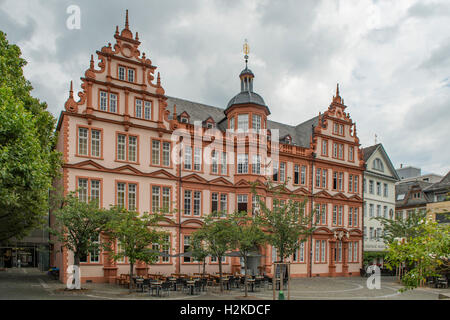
[225,40,270,132]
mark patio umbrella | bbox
[224,251,264,257]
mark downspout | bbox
[308,125,316,278]
[176,137,182,274]
[361,165,366,270]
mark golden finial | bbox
[243,39,250,68]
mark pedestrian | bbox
[18,258,21,268]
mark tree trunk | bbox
[202,259,206,278]
[218,257,223,293]
[73,253,81,290]
[129,263,134,292]
[244,255,248,297]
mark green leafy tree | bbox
[229,211,267,297]
[104,208,166,291]
[384,220,450,291]
[373,209,428,244]
[253,181,314,263]
[192,213,235,292]
[0,31,61,242]
[49,193,112,289]
[190,234,210,278]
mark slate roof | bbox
[165,96,317,148]
[424,171,450,193]
[362,144,381,162]
[226,91,267,109]
[395,180,433,208]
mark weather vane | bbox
[243,39,250,68]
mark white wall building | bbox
[362,144,399,264]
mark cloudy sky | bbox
[1,0,449,176]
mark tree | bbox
[373,209,428,244]
[229,211,267,297]
[49,193,112,289]
[384,219,450,291]
[192,213,235,292]
[0,31,61,242]
[190,234,209,278]
[104,208,166,291]
[253,182,314,263]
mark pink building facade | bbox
[52,12,364,284]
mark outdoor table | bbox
[150,281,163,297]
[186,280,196,295]
[135,278,144,292]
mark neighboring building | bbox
[396,165,442,183]
[362,144,399,265]
[51,12,364,283]
[424,171,450,224]
[395,180,432,220]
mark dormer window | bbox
[181,117,189,124]
[285,136,292,144]
[207,123,214,129]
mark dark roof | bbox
[362,144,381,162]
[424,171,450,193]
[165,96,317,147]
[239,68,254,77]
[395,180,433,207]
[226,91,267,109]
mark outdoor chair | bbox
[160,281,171,297]
[142,279,150,292]
[176,278,185,292]
[437,276,448,289]
[254,279,262,292]
[200,278,208,292]
[194,280,202,294]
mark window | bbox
[180,117,189,124]
[229,117,235,130]
[90,180,100,206]
[135,99,142,118]
[144,101,152,120]
[151,140,171,167]
[353,242,358,262]
[252,195,260,216]
[338,172,343,191]
[349,207,353,226]
[184,190,201,216]
[322,140,328,156]
[337,241,342,262]
[78,127,102,158]
[89,235,100,263]
[348,242,353,262]
[354,176,359,193]
[321,240,326,262]
[322,169,327,188]
[100,91,107,111]
[293,242,305,262]
[321,204,327,224]
[252,114,261,131]
[220,194,227,217]
[333,172,338,190]
[339,124,344,135]
[333,206,337,225]
[349,146,354,161]
[376,182,381,196]
[279,162,286,182]
[237,195,248,212]
[338,144,344,159]
[369,180,374,194]
[349,175,353,192]
[369,227,374,240]
[153,235,170,263]
[184,146,192,170]
[78,128,88,156]
[128,69,135,83]
[116,182,137,210]
[338,206,343,225]
[354,208,358,226]
[315,240,320,262]
[78,178,88,203]
[333,143,338,158]
[369,204,374,217]
[193,191,201,216]
[301,165,306,185]
[116,241,125,263]
[383,206,387,218]
[237,114,249,132]
[316,169,321,188]
[373,158,384,172]
[116,133,138,163]
[152,186,171,214]
[212,151,227,175]
[118,66,125,80]
[237,154,248,174]
[333,122,338,134]
[252,155,261,174]
[294,165,300,184]
[183,235,191,263]
[162,142,171,167]
[194,148,202,171]
[383,183,388,197]
[377,205,381,217]
[363,178,366,193]
[272,161,278,181]
[110,93,117,113]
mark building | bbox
[361,144,399,264]
[424,171,450,224]
[396,165,442,183]
[51,11,364,283]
